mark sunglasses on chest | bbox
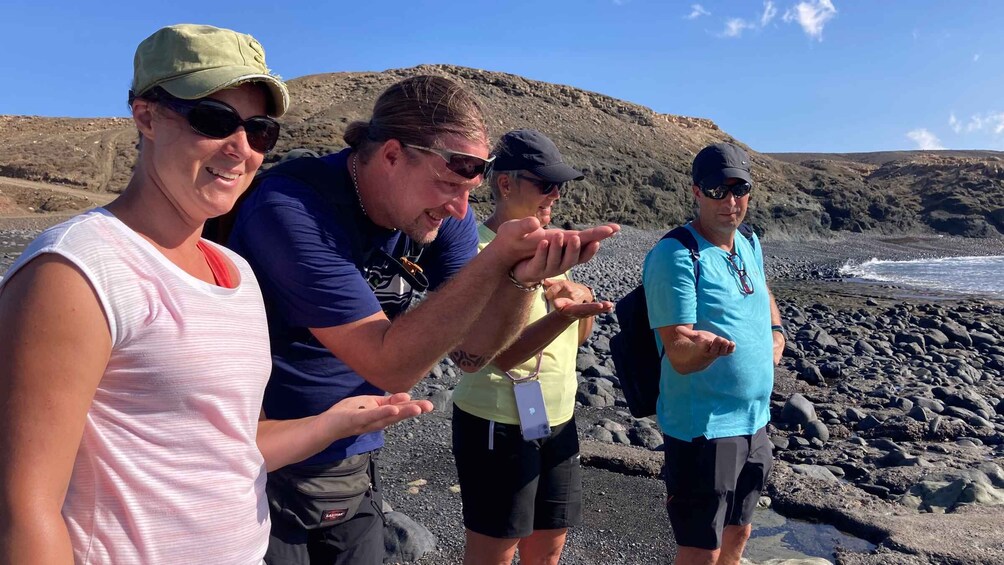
[403,143,496,180]
[156,94,281,153]
[700,181,753,200]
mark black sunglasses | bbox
[700,181,753,200]
[402,143,496,180]
[156,95,281,153]
[521,176,564,195]
[726,252,755,296]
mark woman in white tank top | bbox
[0,24,432,565]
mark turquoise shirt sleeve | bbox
[643,238,697,329]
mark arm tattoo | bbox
[449,350,491,372]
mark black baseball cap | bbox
[692,143,753,187]
[493,129,584,183]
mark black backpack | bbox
[610,223,754,418]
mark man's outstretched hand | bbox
[510,223,620,285]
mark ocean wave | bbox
[839,255,1004,297]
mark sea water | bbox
[839,255,1004,299]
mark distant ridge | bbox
[1,65,1002,237]
[769,150,1004,166]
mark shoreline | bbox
[2,217,1003,564]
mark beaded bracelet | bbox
[507,269,542,292]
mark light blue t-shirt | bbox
[642,224,773,441]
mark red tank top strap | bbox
[197,240,236,289]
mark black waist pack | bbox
[266,453,373,530]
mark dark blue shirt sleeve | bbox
[232,180,383,329]
[420,206,478,290]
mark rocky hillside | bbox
[2,65,1003,237]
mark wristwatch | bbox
[771,324,787,339]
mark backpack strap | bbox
[664,225,701,287]
[738,223,755,250]
[662,223,755,287]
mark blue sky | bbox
[2,0,1003,153]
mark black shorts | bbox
[663,426,773,550]
[452,404,583,538]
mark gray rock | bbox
[611,430,632,445]
[628,426,664,450]
[789,436,811,449]
[576,352,599,372]
[940,321,973,346]
[870,438,902,451]
[427,389,453,412]
[971,330,999,347]
[804,420,830,443]
[797,363,825,386]
[599,418,626,433]
[854,339,877,354]
[791,464,840,481]
[584,364,616,379]
[857,414,884,432]
[908,405,933,422]
[878,451,927,467]
[590,335,611,353]
[576,380,616,407]
[943,390,995,416]
[587,426,614,443]
[845,407,867,423]
[819,362,844,380]
[923,328,951,347]
[769,435,790,450]
[899,342,926,356]
[910,397,945,413]
[781,393,817,426]
[383,511,437,563]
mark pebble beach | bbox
[3,220,1004,564]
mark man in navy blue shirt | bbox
[228,75,618,565]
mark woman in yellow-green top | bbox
[451,129,614,565]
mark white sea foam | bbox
[840,255,1004,297]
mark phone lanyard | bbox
[503,290,551,383]
[504,351,543,383]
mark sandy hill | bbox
[1,64,1002,237]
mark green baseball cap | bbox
[131,24,289,117]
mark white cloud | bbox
[967,115,984,133]
[723,18,755,38]
[949,113,961,134]
[783,0,837,41]
[761,1,778,26]
[686,4,710,19]
[973,53,981,62]
[907,128,944,150]
[958,112,1004,134]
[986,113,1004,134]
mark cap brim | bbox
[157,66,290,117]
[530,162,585,183]
[699,167,752,187]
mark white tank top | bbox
[0,209,271,564]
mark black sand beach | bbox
[3,221,1003,564]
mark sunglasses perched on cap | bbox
[402,143,496,180]
[699,181,753,200]
[154,93,281,153]
[521,176,565,196]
